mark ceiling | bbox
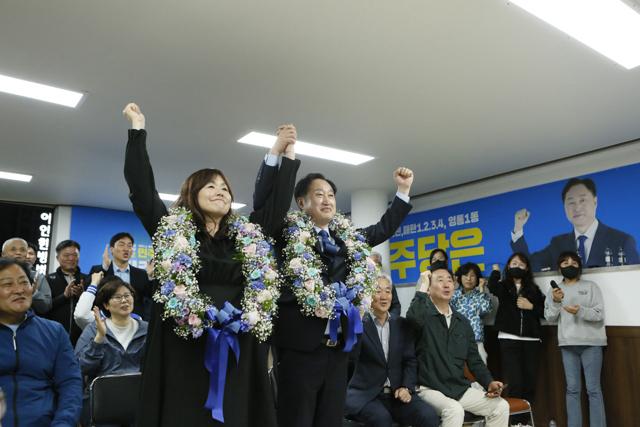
[1,0,639,213]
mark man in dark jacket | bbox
[407,267,509,427]
[346,274,438,427]
[253,132,414,427]
[89,232,151,318]
[0,258,82,426]
[47,240,89,344]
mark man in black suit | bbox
[88,232,151,318]
[511,177,639,271]
[346,274,438,427]
[254,132,414,427]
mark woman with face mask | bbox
[487,252,545,423]
[428,248,449,271]
[544,251,606,427]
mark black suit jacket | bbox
[511,221,639,271]
[277,208,412,351]
[89,263,151,317]
[345,314,417,415]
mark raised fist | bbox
[122,102,145,129]
[393,167,414,194]
[514,208,530,233]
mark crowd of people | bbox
[0,103,609,427]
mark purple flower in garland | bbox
[177,253,192,267]
[161,281,176,295]
[288,226,299,234]
[302,252,313,261]
[164,229,177,238]
[252,281,265,290]
[353,252,362,261]
[293,279,303,288]
[356,234,366,242]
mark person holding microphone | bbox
[545,251,607,427]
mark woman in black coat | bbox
[122,103,299,427]
[488,252,545,421]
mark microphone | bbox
[550,280,560,290]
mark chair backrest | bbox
[90,372,142,425]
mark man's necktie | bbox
[318,230,339,255]
[577,235,587,262]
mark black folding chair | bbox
[89,372,141,426]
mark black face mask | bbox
[506,267,527,279]
[430,260,447,271]
[560,266,580,279]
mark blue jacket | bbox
[74,318,148,386]
[0,311,83,427]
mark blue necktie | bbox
[577,235,587,262]
[318,230,339,255]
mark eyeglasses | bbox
[110,293,133,302]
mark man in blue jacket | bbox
[0,257,82,426]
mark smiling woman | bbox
[121,102,300,426]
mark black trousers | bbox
[276,346,348,427]
[499,338,540,422]
[354,394,440,427]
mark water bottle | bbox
[617,247,626,266]
[604,247,612,267]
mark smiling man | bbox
[407,267,509,427]
[511,177,639,271]
[346,274,439,427]
[0,258,82,426]
[88,232,151,320]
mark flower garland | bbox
[152,207,280,342]
[282,210,378,319]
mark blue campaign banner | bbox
[390,162,640,285]
[70,206,154,273]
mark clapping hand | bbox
[93,307,107,343]
[91,271,104,286]
[123,102,145,129]
[416,270,431,293]
[102,245,111,271]
[393,167,414,195]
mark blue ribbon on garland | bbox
[203,302,242,422]
[329,282,363,352]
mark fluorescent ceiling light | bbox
[0,170,32,182]
[237,132,374,166]
[509,0,640,69]
[159,193,246,210]
[0,73,84,107]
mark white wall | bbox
[48,205,72,271]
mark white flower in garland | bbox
[152,207,280,341]
[282,210,378,319]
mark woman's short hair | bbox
[175,168,234,236]
[94,277,135,316]
[557,251,582,275]
[455,262,482,287]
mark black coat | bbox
[345,314,418,415]
[270,197,412,352]
[487,270,545,338]
[125,129,297,427]
[89,263,151,318]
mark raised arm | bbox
[361,167,414,247]
[250,124,300,239]
[122,103,168,236]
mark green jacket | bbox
[406,292,493,399]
